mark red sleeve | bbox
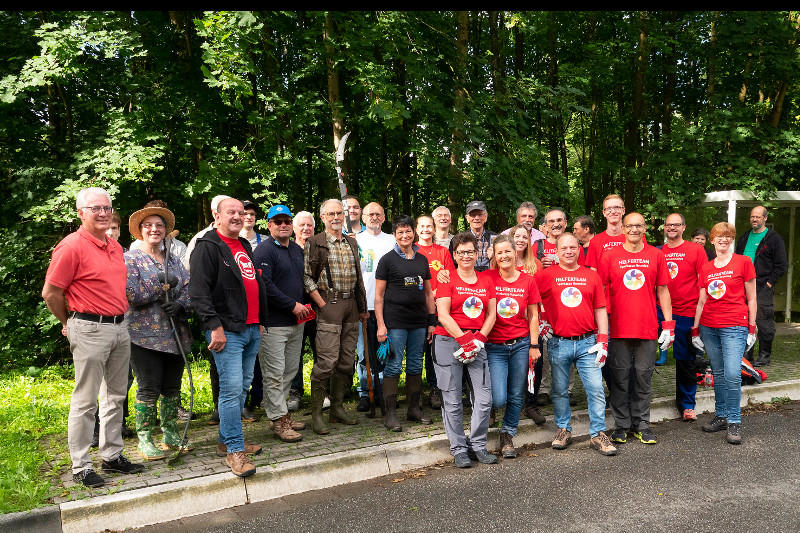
[742,255,756,282]
[527,276,542,305]
[591,271,607,309]
[45,240,78,289]
[656,250,671,286]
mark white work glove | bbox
[691,327,705,352]
[746,324,757,351]
[587,333,609,368]
[658,320,676,352]
[539,320,553,342]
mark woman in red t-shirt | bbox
[433,232,497,468]
[692,222,756,445]
[508,224,542,275]
[485,235,541,458]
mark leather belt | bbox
[555,331,594,341]
[502,336,528,346]
[71,311,125,324]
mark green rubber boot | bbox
[329,373,358,425]
[135,401,165,460]
[311,380,330,435]
[159,396,194,452]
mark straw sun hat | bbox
[128,206,176,241]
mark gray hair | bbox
[76,187,112,210]
[320,198,344,217]
[432,205,451,217]
[210,194,232,212]
[294,210,315,228]
[516,201,538,219]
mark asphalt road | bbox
[140,401,800,533]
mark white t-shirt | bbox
[356,231,396,310]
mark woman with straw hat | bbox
[125,204,194,460]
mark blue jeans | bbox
[486,336,530,437]
[548,334,607,437]
[700,325,746,424]
[384,328,426,378]
[206,325,261,453]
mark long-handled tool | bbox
[362,319,376,418]
[163,234,194,465]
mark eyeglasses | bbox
[364,213,383,218]
[271,219,292,226]
[664,223,684,228]
[83,205,114,214]
[603,206,624,212]
[141,222,165,229]
[325,211,344,218]
[624,223,645,230]
[454,249,477,257]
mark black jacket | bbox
[188,229,268,332]
[734,228,787,288]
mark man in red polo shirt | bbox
[42,187,144,488]
[599,212,674,446]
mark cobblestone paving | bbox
[46,324,800,504]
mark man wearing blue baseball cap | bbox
[252,204,311,442]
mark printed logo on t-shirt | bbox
[361,249,375,273]
[623,269,645,290]
[431,260,443,271]
[708,279,727,300]
[560,286,583,308]
[235,251,256,280]
[668,261,678,279]
[497,297,520,319]
[462,296,484,318]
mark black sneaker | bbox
[454,452,471,469]
[73,468,105,488]
[356,396,371,412]
[702,416,728,433]
[610,427,628,443]
[101,454,145,475]
[469,448,498,464]
[633,428,657,444]
[726,423,742,445]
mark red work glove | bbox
[658,320,676,351]
[588,333,609,368]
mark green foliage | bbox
[2,10,800,366]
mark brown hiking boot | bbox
[269,415,306,431]
[590,431,618,456]
[216,441,263,457]
[499,431,516,458]
[522,404,546,425]
[551,427,572,450]
[226,451,256,478]
[272,414,303,443]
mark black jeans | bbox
[130,343,184,403]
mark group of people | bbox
[43,187,787,486]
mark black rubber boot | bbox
[754,339,772,367]
[383,376,402,432]
[405,374,431,425]
[311,381,330,435]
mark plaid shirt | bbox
[304,230,358,295]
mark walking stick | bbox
[362,319,376,418]
[163,234,194,464]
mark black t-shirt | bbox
[375,249,431,329]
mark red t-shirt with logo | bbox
[433,270,495,336]
[599,244,670,340]
[661,240,709,317]
[585,230,647,269]
[534,265,605,338]
[218,231,260,325]
[486,270,541,343]
[417,243,455,296]
[699,254,756,328]
[541,239,585,267]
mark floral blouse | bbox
[124,249,192,354]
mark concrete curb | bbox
[6,379,800,532]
